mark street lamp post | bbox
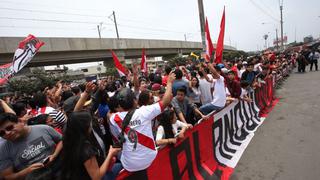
[263,34,269,49]
[262,22,279,51]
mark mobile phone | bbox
[42,156,50,165]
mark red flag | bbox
[0,34,44,85]
[140,49,148,75]
[205,17,214,62]
[111,50,127,77]
[215,7,226,64]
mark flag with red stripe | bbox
[111,50,128,77]
[205,17,214,62]
[0,34,44,85]
[215,7,226,64]
[140,49,148,76]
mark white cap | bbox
[221,68,229,74]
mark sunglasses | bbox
[0,125,15,137]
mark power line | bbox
[258,0,278,16]
[117,24,196,34]
[0,9,195,36]
[0,24,199,38]
[118,17,168,26]
[0,16,112,25]
[249,0,279,22]
[119,29,199,37]
[0,16,198,36]
[0,25,100,31]
[117,17,176,30]
[0,0,107,13]
[0,7,107,18]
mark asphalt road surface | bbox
[232,70,320,180]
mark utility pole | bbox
[113,11,120,39]
[294,27,297,43]
[184,34,187,41]
[97,25,101,39]
[263,34,269,49]
[276,28,279,50]
[280,2,284,50]
[197,0,206,51]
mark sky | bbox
[0,0,319,69]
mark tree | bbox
[8,69,56,94]
[105,67,117,76]
[163,55,189,67]
[223,50,248,61]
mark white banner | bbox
[213,92,265,168]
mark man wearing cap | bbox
[109,72,176,172]
[240,61,248,77]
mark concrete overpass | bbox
[0,37,236,67]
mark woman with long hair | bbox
[188,76,202,107]
[156,108,192,148]
[61,111,120,180]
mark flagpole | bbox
[197,0,206,51]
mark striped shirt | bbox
[37,107,67,129]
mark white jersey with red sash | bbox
[109,102,164,172]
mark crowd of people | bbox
[0,48,317,180]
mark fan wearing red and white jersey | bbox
[109,72,175,172]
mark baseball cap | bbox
[151,83,161,91]
[221,68,229,74]
[217,63,225,69]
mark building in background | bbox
[79,63,106,78]
[125,56,164,73]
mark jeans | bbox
[310,60,318,71]
[199,103,223,115]
[103,163,123,180]
[298,62,306,72]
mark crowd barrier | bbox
[117,66,292,180]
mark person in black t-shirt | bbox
[61,111,121,180]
